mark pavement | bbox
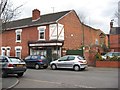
[0,76,19,90]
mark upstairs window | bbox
[15,29,22,43]
[38,26,46,40]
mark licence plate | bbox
[17,65,23,67]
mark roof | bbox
[2,10,71,30]
[110,27,120,34]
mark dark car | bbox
[24,55,48,69]
[0,56,27,78]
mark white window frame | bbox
[6,47,11,56]
[1,47,6,56]
[15,46,22,58]
[15,29,22,43]
[37,26,46,40]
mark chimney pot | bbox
[32,9,40,21]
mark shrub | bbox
[110,56,118,60]
[95,53,103,60]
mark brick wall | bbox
[110,34,120,52]
[96,61,120,68]
[59,11,82,50]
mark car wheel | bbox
[73,65,80,71]
[2,71,7,78]
[51,64,57,70]
[35,64,40,69]
[43,66,48,69]
[17,73,24,77]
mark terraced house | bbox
[0,9,106,63]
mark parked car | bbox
[24,55,48,69]
[50,55,88,71]
[102,52,120,59]
[0,56,27,78]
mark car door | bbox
[63,56,75,68]
[30,56,38,67]
[57,56,68,68]
[24,56,31,67]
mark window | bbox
[68,56,75,60]
[6,47,11,56]
[95,39,99,45]
[15,46,22,58]
[15,29,22,42]
[1,47,6,56]
[59,56,68,61]
[38,26,46,40]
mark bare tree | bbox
[0,0,23,23]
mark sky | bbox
[11,0,119,34]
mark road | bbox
[13,67,118,88]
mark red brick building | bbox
[109,21,120,52]
[0,9,106,62]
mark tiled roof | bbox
[2,10,71,30]
[110,27,120,34]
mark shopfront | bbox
[28,41,63,63]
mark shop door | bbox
[47,48,52,63]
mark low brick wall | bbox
[96,61,120,68]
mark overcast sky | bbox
[12,0,119,34]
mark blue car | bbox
[24,55,48,69]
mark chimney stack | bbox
[110,20,113,29]
[32,9,40,21]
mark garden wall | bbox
[96,61,120,68]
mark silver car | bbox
[102,52,120,59]
[0,56,27,78]
[50,55,88,71]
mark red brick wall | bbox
[59,10,103,51]
[110,35,120,52]
[59,11,82,50]
[96,61,120,68]
[0,25,50,58]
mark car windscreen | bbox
[9,57,22,62]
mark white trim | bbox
[15,29,22,43]
[37,26,46,40]
[37,26,46,30]
[15,29,22,33]
[29,43,62,47]
[15,46,22,58]
[1,47,6,50]
[1,47,6,56]
[15,46,22,50]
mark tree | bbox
[0,0,23,23]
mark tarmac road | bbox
[14,67,119,89]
